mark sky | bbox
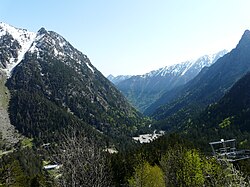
[1,1,250,76]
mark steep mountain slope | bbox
[185,71,250,149]
[107,74,132,84]
[0,70,21,148]
[115,50,227,112]
[0,23,148,145]
[0,22,33,147]
[147,30,250,130]
[0,22,36,75]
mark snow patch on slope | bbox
[86,62,95,73]
[140,50,227,79]
[28,33,45,53]
[180,60,196,76]
[107,75,133,84]
[141,60,195,78]
[0,22,36,77]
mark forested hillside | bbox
[1,22,250,187]
[114,50,226,112]
[147,30,250,132]
[0,25,150,147]
[182,71,250,151]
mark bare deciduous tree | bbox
[52,129,111,187]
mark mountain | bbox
[0,22,36,75]
[114,50,227,112]
[107,74,132,84]
[147,30,250,130]
[184,71,250,150]
[0,22,148,145]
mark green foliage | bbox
[0,148,54,187]
[8,89,106,146]
[160,144,250,187]
[177,149,205,186]
[111,132,250,187]
[128,161,165,187]
[160,144,186,187]
[180,72,250,152]
[0,160,27,186]
[148,41,250,134]
[219,117,232,128]
[21,138,33,148]
[160,144,229,187]
[221,161,250,187]
[6,52,150,148]
[3,29,250,186]
[110,134,193,186]
[236,159,250,177]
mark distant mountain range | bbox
[108,29,250,142]
[0,22,148,146]
[147,30,250,132]
[2,21,250,149]
[108,50,227,112]
[107,74,132,85]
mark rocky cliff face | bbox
[0,22,36,74]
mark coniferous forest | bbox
[1,22,250,186]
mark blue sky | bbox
[1,1,250,76]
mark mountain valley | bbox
[1,22,250,186]
[0,22,149,146]
[109,50,227,112]
[144,30,250,132]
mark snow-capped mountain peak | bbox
[0,22,36,44]
[107,74,132,84]
[0,22,36,76]
[0,23,95,77]
[114,50,228,112]
[140,60,194,78]
[140,50,227,79]
[27,27,95,74]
